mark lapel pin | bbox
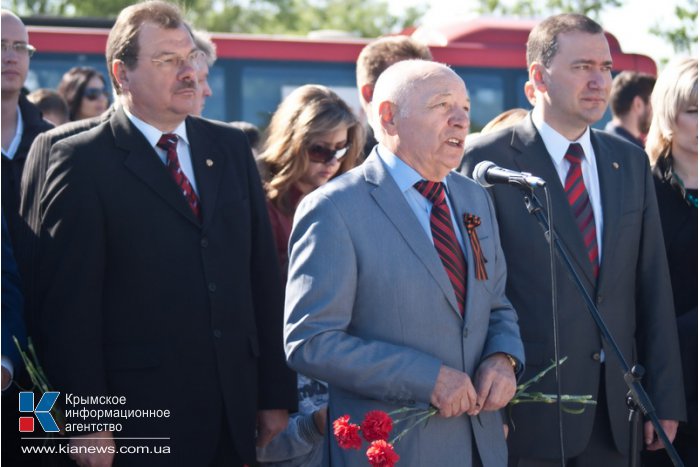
[206,159,214,167]
[612,162,620,170]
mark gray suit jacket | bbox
[285,151,524,466]
[461,115,685,459]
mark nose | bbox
[177,62,197,84]
[588,69,609,90]
[450,106,470,129]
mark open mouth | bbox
[447,137,464,148]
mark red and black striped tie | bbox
[564,143,599,278]
[414,180,467,316]
[157,133,201,220]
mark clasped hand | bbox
[430,354,516,418]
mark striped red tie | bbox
[157,134,201,220]
[414,181,467,315]
[564,143,599,278]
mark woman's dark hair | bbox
[56,66,106,121]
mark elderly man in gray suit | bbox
[284,59,524,466]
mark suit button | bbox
[592,352,601,361]
[462,328,469,338]
[596,294,603,304]
[201,238,209,248]
[208,282,217,292]
[213,329,222,338]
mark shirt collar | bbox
[2,105,24,159]
[532,111,595,164]
[123,108,189,148]
[375,144,448,192]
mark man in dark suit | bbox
[461,13,684,467]
[37,2,296,466]
[1,10,53,248]
[18,111,109,339]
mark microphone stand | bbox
[518,186,684,467]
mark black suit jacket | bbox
[38,108,296,466]
[17,112,108,336]
[461,115,684,459]
[1,95,52,262]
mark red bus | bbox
[24,17,656,130]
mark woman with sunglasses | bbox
[56,66,109,122]
[258,84,363,282]
[256,84,362,466]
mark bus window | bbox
[454,71,504,132]
[239,61,356,129]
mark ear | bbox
[360,84,374,104]
[112,60,128,93]
[631,95,645,114]
[378,101,398,135]
[529,63,547,92]
[360,84,374,105]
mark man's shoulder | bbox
[465,126,515,153]
[187,116,248,144]
[36,116,104,147]
[591,128,648,165]
[19,94,53,133]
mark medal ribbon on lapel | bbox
[463,213,488,281]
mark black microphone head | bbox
[472,160,496,187]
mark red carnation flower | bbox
[333,415,362,450]
[360,410,393,442]
[366,439,400,467]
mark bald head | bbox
[371,59,470,181]
[371,60,463,135]
[1,10,30,99]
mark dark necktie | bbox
[157,133,201,220]
[414,180,467,315]
[564,143,599,278]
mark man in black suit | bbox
[37,2,296,466]
[1,10,53,247]
[461,13,684,466]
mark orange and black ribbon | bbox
[463,213,488,281]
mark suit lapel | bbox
[446,173,479,327]
[364,153,462,318]
[113,108,200,227]
[510,118,596,288]
[186,117,224,232]
[591,130,623,286]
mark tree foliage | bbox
[2,0,427,37]
[477,0,622,20]
[649,0,698,54]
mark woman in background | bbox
[643,57,697,467]
[56,66,109,121]
[256,84,363,466]
[258,84,363,283]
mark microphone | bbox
[472,160,546,188]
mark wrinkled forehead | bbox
[422,70,469,100]
[555,31,612,63]
[136,22,195,55]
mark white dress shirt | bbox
[532,113,603,262]
[123,109,199,195]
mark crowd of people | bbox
[0,2,696,467]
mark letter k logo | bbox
[19,391,60,432]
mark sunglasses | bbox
[307,144,348,164]
[84,87,108,101]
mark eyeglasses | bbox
[147,50,206,72]
[84,87,108,101]
[307,144,349,164]
[1,41,35,57]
